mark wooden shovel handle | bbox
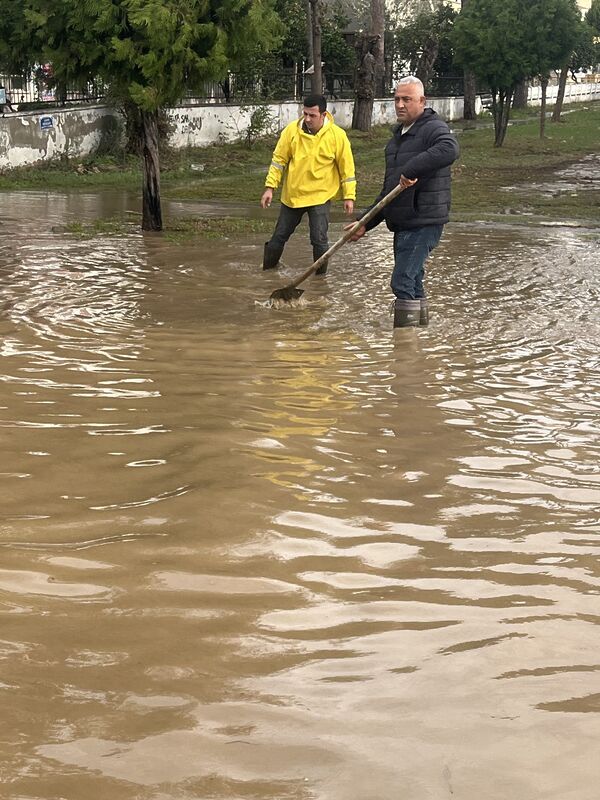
[283,182,410,291]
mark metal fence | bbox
[179,70,357,105]
[0,69,358,110]
[425,75,465,97]
[195,71,466,103]
[1,69,471,112]
[0,73,105,111]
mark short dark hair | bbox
[303,94,327,113]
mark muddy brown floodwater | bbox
[1,190,599,800]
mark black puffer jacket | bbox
[362,108,459,231]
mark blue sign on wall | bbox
[40,116,54,130]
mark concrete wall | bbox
[166,96,466,148]
[0,97,464,169]
[1,83,599,170]
[528,81,600,106]
[0,105,120,170]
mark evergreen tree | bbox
[0,0,33,75]
[453,0,527,145]
[586,0,600,71]
[525,0,580,138]
[393,4,457,90]
[552,17,594,122]
[586,0,600,32]
[23,0,280,230]
[453,0,581,146]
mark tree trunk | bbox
[352,0,385,132]
[141,109,162,232]
[56,82,68,107]
[371,0,385,97]
[309,0,322,94]
[352,34,377,131]
[491,90,500,143]
[352,95,374,130]
[492,87,512,147]
[460,0,477,120]
[499,89,513,146]
[539,74,548,139]
[463,69,477,120]
[305,0,314,74]
[552,61,569,122]
[513,78,528,109]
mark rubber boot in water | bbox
[393,298,421,328]
[419,298,429,327]
[313,246,329,275]
[263,241,284,270]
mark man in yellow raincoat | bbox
[260,94,356,275]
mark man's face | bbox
[303,105,326,133]
[394,84,426,125]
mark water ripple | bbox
[1,193,599,799]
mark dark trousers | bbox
[270,201,330,258]
[391,225,444,299]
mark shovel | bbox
[269,182,410,304]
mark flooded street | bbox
[1,190,599,800]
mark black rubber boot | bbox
[393,298,421,328]
[263,241,284,270]
[313,246,329,276]
[419,298,429,327]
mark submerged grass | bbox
[63,217,138,237]
[163,216,272,242]
[63,214,272,241]
[2,101,598,233]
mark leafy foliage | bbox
[453,0,532,90]
[274,0,311,63]
[568,21,597,73]
[585,0,600,68]
[245,105,277,145]
[12,0,282,229]
[21,0,282,110]
[454,0,583,87]
[453,0,584,145]
[388,0,445,27]
[274,0,354,72]
[525,0,582,80]
[586,0,600,32]
[0,0,34,74]
[228,0,354,100]
[392,4,457,86]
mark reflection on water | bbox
[502,152,600,198]
[1,191,599,799]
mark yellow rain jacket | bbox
[264,112,356,208]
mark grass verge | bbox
[2,101,599,234]
[63,215,273,242]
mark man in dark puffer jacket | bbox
[347,76,459,327]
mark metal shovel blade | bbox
[269,286,305,303]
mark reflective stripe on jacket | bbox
[265,112,356,208]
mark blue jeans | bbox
[270,201,330,258]
[391,225,444,299]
